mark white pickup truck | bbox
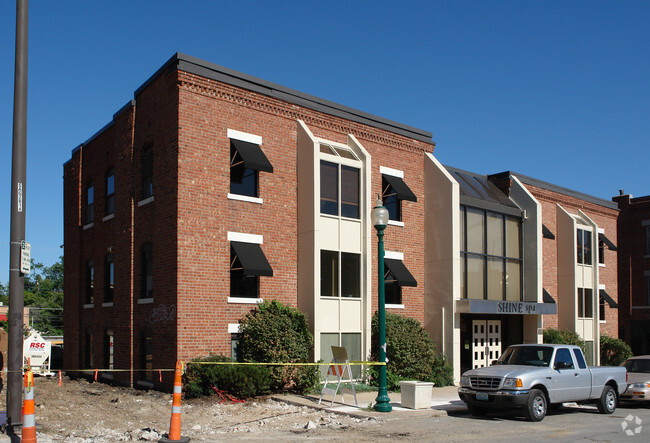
[458,344,627,421]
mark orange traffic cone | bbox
[22,370,37,443]
[159,361,189,442]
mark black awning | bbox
[542,224,555,240]
[384,258,417,287]
[231,139,273,172]
[383,174,417,202]
[599,233,617,251]
[600,289,618,308]
[543,289,556,304]
[231,242,273,277]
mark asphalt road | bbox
[358,402,650,442]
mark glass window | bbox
[320,250,339,297]
[506,216,521,259]
[231,334,242,362]
[572,348,587,369]
[578,288,593,318]
[230,142,258,197]
[599,296,606,321]
[554,348,574,369]
[598,237,605,264]
[320,161,338,216]
[141,243,153,299]
[646,226,650,256]
[319,161,360,219]
[141,330,153,381]
[487,257,503,300]
[506,260,521,301]
[86,183,94,224]
[646,276,650,306]
[320,250,360,298]
[105,168,115,215]
[486,212,504,256]
[230,246,259,298]
[103,329,114,370]
[466,208,484,254]
[141,144,153,199]
[577,229,592,265]
[84,329,94,368]
[385,269,401,305]
[466,255,484,300]
[104,254,114,303]
[341,333,362,378]
[319,333,339,378]
[382,176,401,221]
[85,260,94,305]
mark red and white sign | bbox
[24,331,52,374]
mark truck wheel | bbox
[467,404,487,416]
[597,386,617,414]
[523,389,547,422]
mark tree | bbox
[20,256,64,335]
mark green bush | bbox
[239,300,319,393]
[600,334,633,366]
[368,311,453,390]
[543,328,586,352]
[183,354,271,399]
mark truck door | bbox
[552,347,591,402]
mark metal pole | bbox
[7,0,28,433]
[374,225,392,412]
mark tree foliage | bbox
[542,328,586,352]
[369,311,453,390]
[1,256,63,335]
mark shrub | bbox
[600,334,633,366]
[239,300,319,393]
[543,328,586,352]
[368,311,453,390]
[183,354,271,399]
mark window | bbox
[104,254,114,304]
[140,243,153,299]
[554,348,574,369]
[84,329,94,368]
[231,334,242,362]
[646,226,650,256]
[320,332,362,378]
[103,329,114,370]
[229,138,273,198]
[85,260,94,305]
[577,228,592,265]
[599,296,606,321]
[577,288,593,318]
[646,276,650,306]
[384,258,417,305]
[320,250,361,298]
[572,348,587,369]
[320,161,360,219]
[598,237,605,265]
[85,183,94,224]
[229,241,273,299]
[460,206,522,300]
[105,168,115,215]
[141,144,153,199]
[381,173,417,222]
[141,330,153,381]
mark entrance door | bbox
[472,320,502,368]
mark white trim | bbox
[598,263,606,268]
[102,302,114,308]
[228,297,263,304]
[83,222,94,230]
[227,232,263,244]
[380,166,404,178]
[227,193,263,204]
[83,303,94,309]
[137,297,154,305]
[228,323,241,334]
[597,227,604,234]
[388,220,405,227]
[227,129,262,145]
[386,304,405,310]
[138,196,154,207]
[103,213,115,222]
[599,284,606,290]
[385,250,404,260]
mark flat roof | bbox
[135,53,434,144]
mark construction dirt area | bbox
[0,375,412,442]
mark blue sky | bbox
[1,1,648,283]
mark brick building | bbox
[63,53,621,388]
[613,192,650,354]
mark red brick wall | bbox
[526,185,619,338]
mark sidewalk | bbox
[274,385,467,419]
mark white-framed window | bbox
[577,228,593,265]
[228,129,273,200]
[577,288,594,319]
[320,250,361,298]
[228,232,273,302]
[380,166,417,224]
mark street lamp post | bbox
[371,197,392,412]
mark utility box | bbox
[399,381,434,409]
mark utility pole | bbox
[7,0,28,434]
